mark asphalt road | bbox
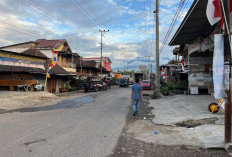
[0,87,131,157]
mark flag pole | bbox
[221,0,232,143]
[44,59,50,92]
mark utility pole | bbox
[222,0,231,143]
[127,62,129,76]
[99,30,109,77]
[148,55,151,80]
[154,0,160,93]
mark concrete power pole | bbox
[148,55,151,80]
[99,30,109,77]
[154,0,160,93]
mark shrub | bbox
[177,80,188,90]
[161,86,169,96]
[166,81,176,90]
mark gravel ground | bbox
[108,96,230,157]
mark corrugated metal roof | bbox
[0,41,34,49]
[169,0,216,46]
[82,57,112,63]
[0,49,46,59]
[35,39,66,49]
[76,60,97,68]
[0,65,45,73]
[21,49,48,59]
[50,63,69,75]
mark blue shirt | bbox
[132,83,142,99]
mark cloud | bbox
[0,0,194,72]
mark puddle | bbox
[4,95,95,113]
[176,117,219,127]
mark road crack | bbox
[24,138,46,146]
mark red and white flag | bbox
[161,66,166,82]
[206,0,222,26]
[207,0,232,29]
[181,59,185,71]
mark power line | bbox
[159,0,186,53]
[17,0,79,31]
[0,25,39,38]
[73,0,104,30]
[148,0,153,56]
[0,19,43,38]
[81,0,110,30]
[71,0,117,51]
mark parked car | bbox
[82,76,102,92]
[141,80,152,90]
[82,81,99,92]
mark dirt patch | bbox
[176,117,219,127]
[108,96,229,157]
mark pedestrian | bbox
[131,78,143,116]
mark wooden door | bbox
[47,79,52,93]
[61,80,65,88]
[47,79,56,93]
[62,57,68,67]
[52,79,56,93]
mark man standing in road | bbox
[131,79,143,116]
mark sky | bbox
[0,0,194,72]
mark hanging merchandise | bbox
[213,34,225,99]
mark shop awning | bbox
[169,0,217,46]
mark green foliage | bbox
[161,86,169,96]
[112,77,116,82]
[176,80,188,90]
[116,70,135,77]
[166,81,176,90]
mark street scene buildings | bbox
[0,0,232,157]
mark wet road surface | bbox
[0,87,131,157]
[7,95,95,113]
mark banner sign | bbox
[104,61,111,71]
[0,56,44,69]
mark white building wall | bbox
[0,42,34,53]
[39,50,53,59]
[1,47,30,53]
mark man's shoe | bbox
[135,111,138,116]
[133,111,136,116]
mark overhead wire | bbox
[0,18,44,38]
[12,0,83,40]
[144,0,148,58]
[0,25,39,38]
[71,0,120,58]
[16,0,80,31]
[148,0,153,56]
[159,0,186,53]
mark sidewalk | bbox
[128,94,226,149]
